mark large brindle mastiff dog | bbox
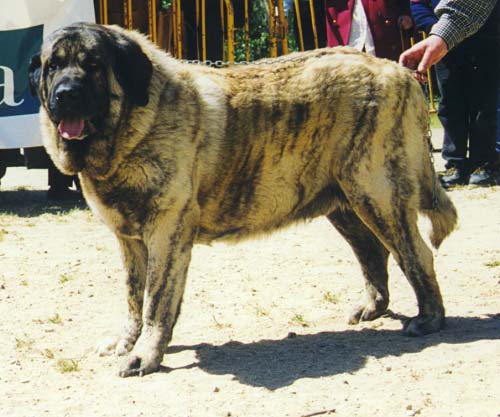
[29,23,457,377]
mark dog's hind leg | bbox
[342,185,445,336]
[97,237,148,356]
[327,208,390,324]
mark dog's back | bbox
[182,48,456,246]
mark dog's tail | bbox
[420,150,457,250]
[423,184,457,249]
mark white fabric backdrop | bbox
[0,0,95,149]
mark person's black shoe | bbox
[439,167,469,188]
[469,163,499,186]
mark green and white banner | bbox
[0,0,95,149]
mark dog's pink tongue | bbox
[58,119,84,139]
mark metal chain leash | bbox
[426,126,440,209]
[179,58,297,67]
[179,59,242,68]
[179,51,333,68]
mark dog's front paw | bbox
[96,335,135,357]
[118,353,162,377]
[118,329,165,377]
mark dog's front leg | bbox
[97,237,147,356]
[118,206,197,377]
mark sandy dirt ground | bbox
[1,130,499,417]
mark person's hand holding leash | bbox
[399,34,448,81]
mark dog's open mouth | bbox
[58,118,86,140]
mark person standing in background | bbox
[324,0,414,61]
[411,0,499,186]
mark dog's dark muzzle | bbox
[49,79,94,140]
[49,81,87,118]
[54,83,83,107]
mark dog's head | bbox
[29,22,153,174]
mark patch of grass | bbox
[43,348,55,359]
[47,313,63,325]
[291,313,309,327]
[323,291,339,304]
[55,207,83,216]
[485,260,500,268]
[56,358,80,373]
[20,280,28,287]
[212,315,232,330]
[59,273,74,284]
[15,336,34,351]
[0,228,8,241]
[465,190,492,200]
[472,191,490,200]
[254,305,269,317]
[53,207,87,222]
[410,370,422,381]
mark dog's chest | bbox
[80,176,142,239]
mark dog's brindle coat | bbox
[29,23,457,377]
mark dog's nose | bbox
[54,84,82,106]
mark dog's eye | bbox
[48,62,59,71]
[85,60,100,70]
[47,58,65,71]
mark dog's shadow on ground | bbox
[0,189,86,217]
[165,314,500,390]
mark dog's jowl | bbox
[29,22,457,377]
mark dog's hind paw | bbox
[403,314,445,336]
[347,302,388,325]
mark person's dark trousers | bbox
[48,160,73,190]
[435,36,499,172]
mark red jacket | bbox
[325,0,412,61]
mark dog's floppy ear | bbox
[112,36,153,107]
[28,53,42,97]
